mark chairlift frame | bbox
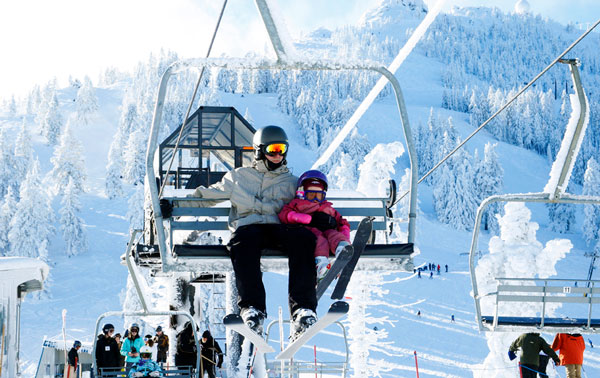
[469,59,600,333]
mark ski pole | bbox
[414,350,419,378]
[314,345,317,378]
[247,346,258,378]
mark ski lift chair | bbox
[470,59,600,333]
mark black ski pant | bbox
[228,223,317,315]
[537,354,549,377]
[519,363,540,378]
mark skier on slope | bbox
[161,125,321,338]
[278,170,352,283]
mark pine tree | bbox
[105,138,125,199]
[122,128,147,185]
[0,187,17,255]
[59,178,87,257]
[547,200,576,234]
[41,91,63,145]
[473,143,504,232]
[12,119,34,196]
[0,128,15,198]
[583,157,600,245]
[48,121,87,196]
[75,76,99,125]
[127,185,145,232]
[8,160,54,259]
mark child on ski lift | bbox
[279,170,353,283]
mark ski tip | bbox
[223,314,242,324]
[330,300,349,313]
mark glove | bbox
[287,211,312,224]
[217,362,223,369]
[159,199,173,218]
[149,372,160,377]
[553,357,560,365]
[508,350,517,361]
[308,212,337,231]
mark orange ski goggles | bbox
[264,143,288,156]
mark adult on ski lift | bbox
[161,125,325,337]
[121,323,145,375]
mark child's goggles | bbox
[264,143,288,156]
[304,190,326,202]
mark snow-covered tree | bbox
[48,120,86,196]
[583,157,600,245]
[105,138,125,199]
[41,91,63,145]
[12,119,34,196]
[475,202,572,378]
[0,128,15,198]
[127,185,145,232]
[473,143,504,232]
[357,142,405,197]
[8,160,54,259]
[59,178,87,257]
[122,128,147,185]
[0,187,17,255]
[75,76,99,125]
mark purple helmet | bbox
[297,170,328,191]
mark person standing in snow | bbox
[96,323,121,370]
[161,126,318,339]
[154,326,169,364]
[65,340,81,378]
[508,332,559,378]
[199,330,223,378]
[121,323,145,375]
[175,321,198,368]
[144,334,158,361]
[115,333,125,367]
[279,170,352,283]
[552,333,585,378]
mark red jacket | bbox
[551,333,585,365]
[279,199,349,233]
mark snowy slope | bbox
[2,2,600,378]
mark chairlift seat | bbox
[481,316,600,328]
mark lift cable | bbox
[159,0,229,197]
[391,17,600,208]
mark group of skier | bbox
[161,125,353,340]
[509,332,586,378]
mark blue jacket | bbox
[121,336,145,363]
[128,359,163,377]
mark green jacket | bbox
[510,333,559,366]
[188,160,297,231]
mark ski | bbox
[223,314,275,353]
[331,217,373,300]
[275,301,349,360]
[315,244,353,300]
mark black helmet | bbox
[73,340,82,348]
[130,323,140,332]
[252,125,288,160]
[102,323,115,334]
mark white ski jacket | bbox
[187,160,297,231]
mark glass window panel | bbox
[202,113,231,147]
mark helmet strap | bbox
[265,158,285,171]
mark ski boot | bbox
[290,308,317,341]
[240,306,266,335]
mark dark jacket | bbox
[68,347,79,367]
[155,333,169,362]
[175,323,197,367]
[510,332,559,366]
[96,334,121,368]
[200,336,223,369]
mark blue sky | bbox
[0,0,598,100]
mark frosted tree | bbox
[0,129,15,198]
[105,139,125,199]
[122,128,147,185]
[547,181,576,233]
[473,143,504,232]
[127,185,145,232]
[59,178,87,257]
[35,79,56,126]
[8,160,55,259]
[357,141,405,198]
[433,134,478,230]
[331,152,358,190]
[8,96,17,116]
[475,202,572,378]
[48,121,87,196]
[0,187,17,255]
[75,76,99,125]
[243,107,255,125]
[41,91,63,145]
[583,157,600,245]
[12,119,34,196]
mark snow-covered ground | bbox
[2,2,600,377]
